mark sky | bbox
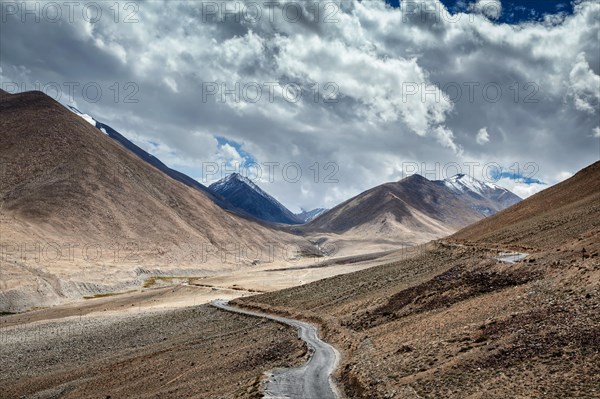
[388,1,576,23]
[1,0,599,212]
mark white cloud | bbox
[164,77,178,93]
[433,126,462,154]
[555,171,574,182]
[507,182,547,199]
[273,34,453,135]
[569,52,600,114]
[476,127,490,145]
[218,143,243,165]
[469,0,503,20]
[2,0,599,210]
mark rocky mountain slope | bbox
[238,160,600,399]
[300,173,520,247]
[0,90,311,311]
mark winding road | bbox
[211,299,340,399]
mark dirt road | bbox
[211,299,340,399]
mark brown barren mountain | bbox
[296,174,515,256]
[304,174,482,236]
[0,90,311,311]
[237,160,600,398]
[451,160,600,248]
[2,89,598,397]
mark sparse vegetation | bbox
[0,311,16,317]
[83,290,137,299]
[142,276,204,288]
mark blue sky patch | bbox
[215,136,258,168]
[490,168,546,185]
[385,0,575,24]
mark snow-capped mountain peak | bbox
[443,174,504,196]
[211,173,277,202]
[296,207,328,223]
[209,173,302,225]
[434,174,521,217]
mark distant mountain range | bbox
[10,89,522,240]
[0,90,311,311]
[301,173,522,245]
[64,104,522,233]
[296,208,328,223]
[210,173,302,225]
[434,173,521,216]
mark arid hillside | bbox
[0,301,307,399]
[0,90,302,245]
[0,90,311,311]
[451,161,600,249]
[237,161,600,399]
[297,173,520,251]
[303,174,482,236]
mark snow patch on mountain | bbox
[67,105,98,127]
[442,174,508,196]
[434,173,521,216]
[296,208,328,223]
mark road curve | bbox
[211,299,341,399]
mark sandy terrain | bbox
[0,284,254,328]
[189,247,419,292]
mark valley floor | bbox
[0,249,406,398]
[2,235,599,398]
